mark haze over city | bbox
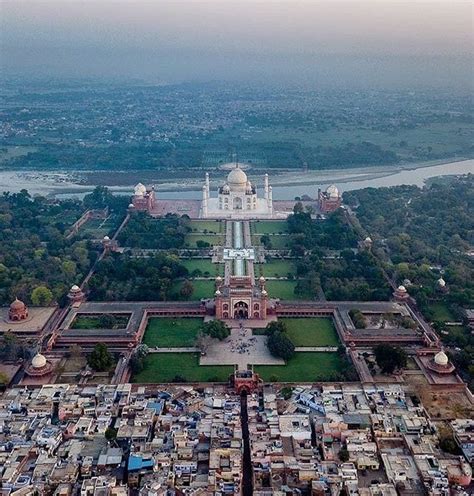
[2,0,473,88]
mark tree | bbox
[374,344,407,374]
[265,321,287,336]
[105,427,117,441]
[180,280,194,299]
[338,447,350,462]
[0,371,9,387]
[31,286,54,306]
[201,320,230,341]
[98,314,117,328]
[267,331,295,361]
[88,343,114,371]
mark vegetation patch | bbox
[171,279,215,300]
[252,220,288,235]
[185,234,224,248]
[71,313,131,329]
[265,280,311,300]
[143,318,203,348]
[188,220,223,233]
[258,259,295,277]
[255,352,351,382]
[131,353,234,383]
[281,318,340,347]
[181,258,223,277]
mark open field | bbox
[188,220,224,233]
[185,233,224,248]
[131,353,234,383]
[282,318,340,347]
[255,352,345,382]
[181,258,223,276]
[171,279,215,300]
[257,259,295,277]
[252,220,288,234]
[143,318,203,347]
[71,314,130,329]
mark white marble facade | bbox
[201,164,273,219]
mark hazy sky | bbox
[2,1,473,89]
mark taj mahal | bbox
[130,162,342,219]
[201,164,273,218]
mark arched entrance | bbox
[234,301,249,319]
[233,197,243,210]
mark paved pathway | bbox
[149,347,199,353]
[200,327,284,369]
[294,346,338,352]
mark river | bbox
[1,158,472,200]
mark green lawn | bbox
[143,318,203,347]
[181,259,223,276]
[131,353,234,383]
[265,280,312,300]
[255,352,345,382]
[71,314,130,329]
[281,318,340,347]
[171,279,215,300]
[252,220,288,234]
[428,302,456,322]
[252,235,290,250]
[185,234,224,248]
[188,220,224,233]
[258,259,295,277]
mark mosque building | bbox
[318,184,342,213]
[130,183,156,212]
[201,164,273,219]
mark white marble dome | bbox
[326,184,340,198]
[438,277,446,287]
[227,166,248,191]
[31,353,47,369]
[397,285,407,293]
[70,284,80,292]
[434,351,449,366]
[103,235,110,241]
[134,183,147,196]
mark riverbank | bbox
[0,156,472,199]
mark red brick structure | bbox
[215,275,268,320]
[318,184,342,213]
[232,369,262,394]
[130,183,156,212]
[9,298,28,321]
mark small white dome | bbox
[434,351,449,366]
[259,276,266,281]
[216,276,223,282]
[326,184,340,198]
[215,289,221,296]
[438,277,446,287]
[134,183,147,196]
[31,353,47,369]
[128,203,135,208]
[261,289,268,296]
[222,184,230,193]
[365,236,372,243]
[397,285,407,293]
[70,284,80,292]
[103,235,110,241]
